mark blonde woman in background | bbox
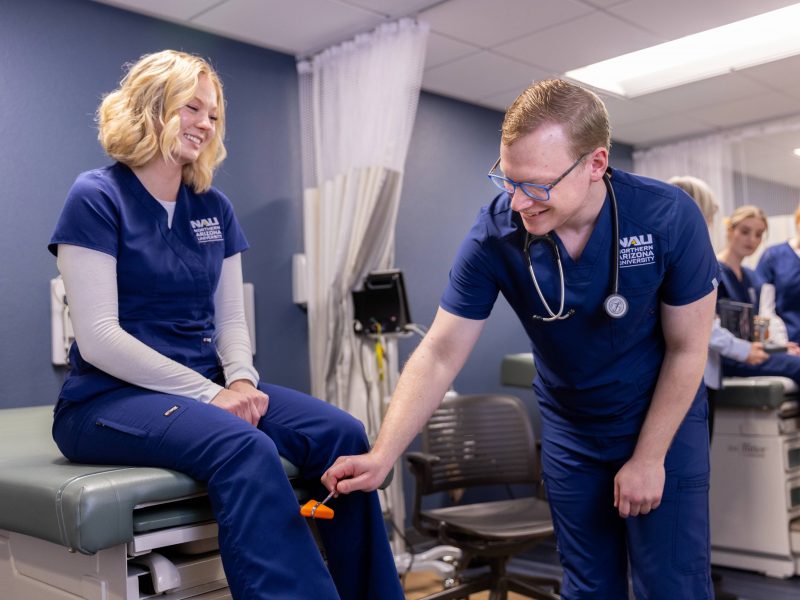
[712,203,800,378]
[669,177,768,436]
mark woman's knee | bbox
[328,407,370,453]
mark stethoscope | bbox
[524,170,628,322]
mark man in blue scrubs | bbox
[324,79,718,599]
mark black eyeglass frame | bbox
[487,152,589,201]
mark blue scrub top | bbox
[756,243,800,342]
[441,168,718,434]
[49,162,249,403]
[717,262,760,309]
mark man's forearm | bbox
[632,346,707,463]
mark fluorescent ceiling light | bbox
[793,148,800,158]
[566,4,800,97]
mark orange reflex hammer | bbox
[300,490,335,519]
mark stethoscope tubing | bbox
[524,171,624,321]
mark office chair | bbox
[406,393,560,600]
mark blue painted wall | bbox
[0,0,307,408]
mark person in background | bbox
[668,177,768,436]
[756,203,800,343]
[325,79,718,599]
[714,205,800,384]
[48,50,402,600]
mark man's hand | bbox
[211,380,269,426]
[321,452,392,496]
[613,457,665,518]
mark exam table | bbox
[0,405,307,600]
[709,376,800,578]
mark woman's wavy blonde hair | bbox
[668,175,719,225]
[725,204,768,233]
[97,50,226,193]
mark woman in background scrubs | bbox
[757,204,800,343]
[715,205,800,384]
[669,177,769,436]
[47,50,402,600]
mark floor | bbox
[399,538,800,600]
[403,570,529,599]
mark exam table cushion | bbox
[718,376,798,410]
[0,405,299,554]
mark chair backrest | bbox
[421,394,538,493]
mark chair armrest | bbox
[405,451,440,493]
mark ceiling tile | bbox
[480,86,526,112]
[608,0,800,41]
[611,114,717,147]
[419,0,592,48]
[633,72,766,113]
[736,53,800,99]
[579,0,628,7]
[340,0,443,18]
[600,95,668,127]
[425,32,480,69]
[422,51,551,103]
[494,12,659,73]
[687,92,800,129]
[192,0,384,56]
[90,0,222,21]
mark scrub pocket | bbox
[672,476,710,574]
[94,417,148,438]
[611,285,659,349]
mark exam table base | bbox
[709,379,800,579]
[0,527,231,600]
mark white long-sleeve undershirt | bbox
[57,244,259,403]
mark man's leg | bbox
[541,426,630,600]
[626,413,713,599]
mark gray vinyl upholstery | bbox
[718,376,798,410]
[0,405,299,555]
[500,352,536,388]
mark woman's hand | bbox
[746,342,769,365]
[211,380,269,425]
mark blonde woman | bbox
[715,205,800,382]
[48,50,402,600]
[669,178,769,435]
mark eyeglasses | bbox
[488,152,589,201]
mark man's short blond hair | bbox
[502,79,611,159]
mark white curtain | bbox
[297,18,428,428]
[633,134,732,250]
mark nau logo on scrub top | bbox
[619,233,655,268]
[190,216,223,244]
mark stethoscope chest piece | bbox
[604,293,628,319]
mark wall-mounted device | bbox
[352,270,411,335]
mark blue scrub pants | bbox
[541,411,713,599]
[722,351,800,384]
[52,383,403,600]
